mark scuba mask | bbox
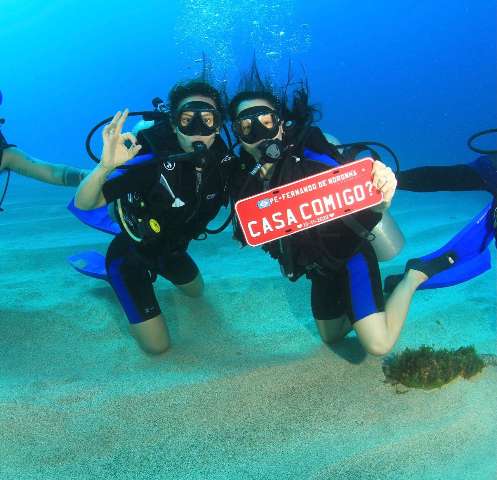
[174,101,221,137]
[233,106,280,145]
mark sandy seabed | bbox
[1,178,495,480]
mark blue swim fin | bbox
[67,198,121,235]
[385,202,494,291]
[68,251,108,281]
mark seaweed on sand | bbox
[382,345,485,390]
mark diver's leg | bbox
[314,316,353,344]
[159,250,204,298]
[106,236,170,354]
[353,269,423,356]
[339,245,395,356]
[130,315,170,355]
[310,272,352,344]
[175,273,204,297]
[353,252,456,355]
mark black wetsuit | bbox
[397,155,497,197]
[104,127,232,324]
[231,127,385,322]
[397,154,497,237]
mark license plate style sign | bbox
[235,158,383,247]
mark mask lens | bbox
[176,101,220,136]
[257,112,275,130]
[179,111,194,128]
[238,118,253,137]
[200,111,215,128]
[235,107,279,144]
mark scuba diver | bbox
[74,80,233,355]
[384,129,496,293]
[228,65,456,356]
[0,89,88,211]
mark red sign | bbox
[235,157,383,247]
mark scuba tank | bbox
[323,133,405,261]
[370,210,405,261]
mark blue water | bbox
[1,3,496,479]
[1,0,495,172]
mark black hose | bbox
[85,111,165,163]
[467,128,497,154]
[0,169,11,212]
[335,141,401,173]
[205,208,235,234]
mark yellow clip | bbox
[149,218,161,233]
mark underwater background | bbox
[0,2,496,480]
[1,0,496,173]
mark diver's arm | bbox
[75,110,141,210]
[2,147,88,186]
[74,163,113,209]
[397,165,485,192]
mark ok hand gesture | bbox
[101,109,142,171]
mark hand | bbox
[372,160,397,205]
[100,109,142,171]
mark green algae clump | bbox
[383,345,485,390]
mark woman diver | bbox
[75,80,233,354]
[228,66,456,356]
[0,89,87,210]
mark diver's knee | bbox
[135,330,170,355]
[362,339,393,356]
[131,315,170,355]
[318,328,344,345]
[354,313,394,356]
[314,316,350,345]
[142,340,170,355]
[187,282,204,297]
[177,274,204,297]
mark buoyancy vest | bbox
[233,127,382,280]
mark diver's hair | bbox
[168,80,226,120]
[168,53,227,119]
[284,77,321,130]
[228,58,320,131]
[228,58,280,120]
